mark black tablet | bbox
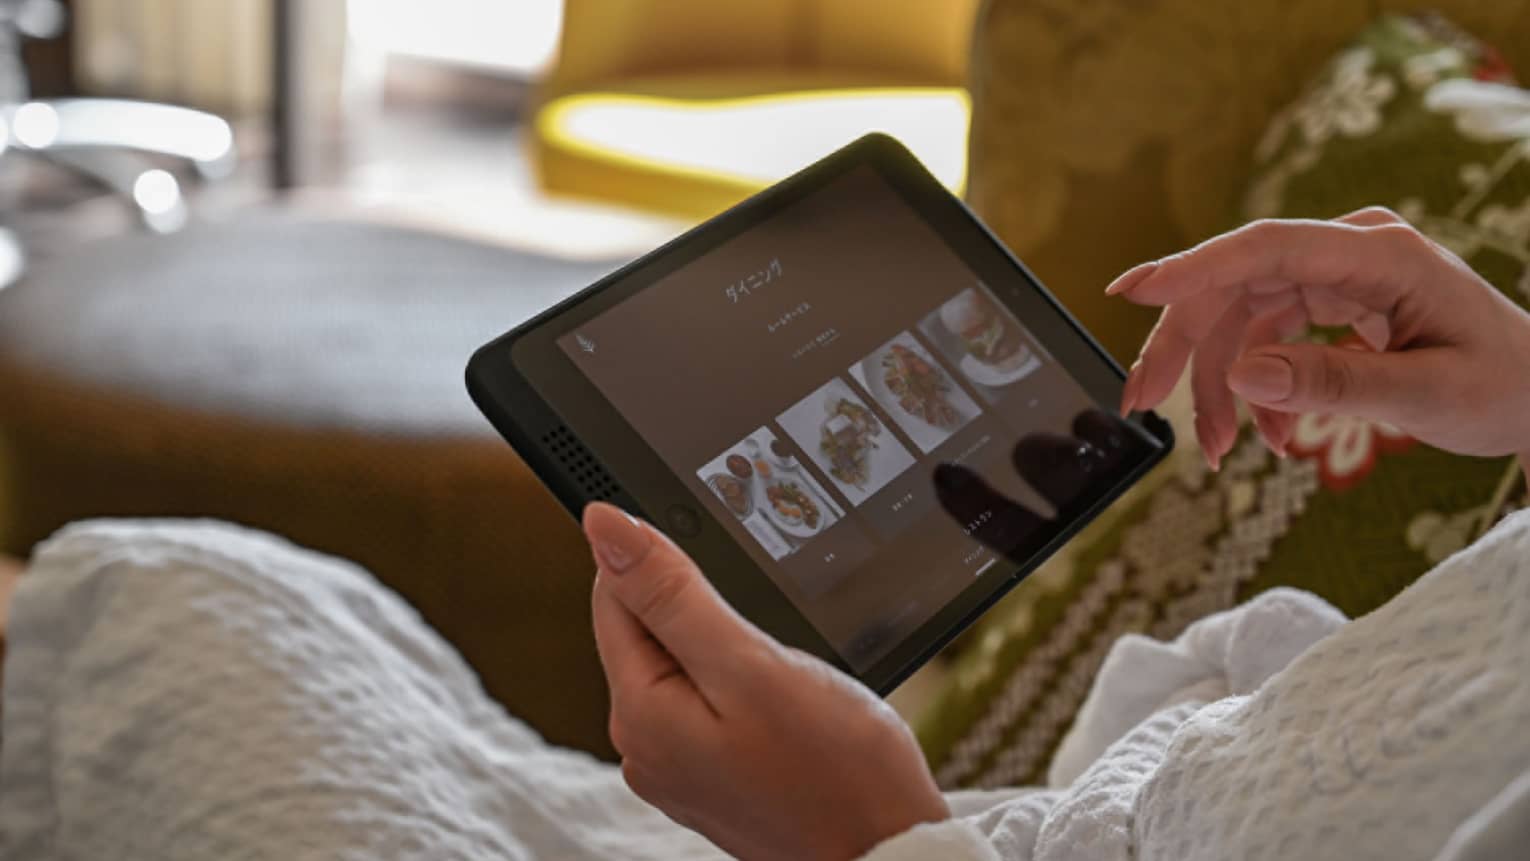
[467,133,1172,692]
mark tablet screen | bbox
[554,165,1154,671]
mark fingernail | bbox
[1105,260,1160,296]
[583,502,651,574]
[1228,355,1294,403]
[1119,364,1141,416]
[1195,415,1220,471]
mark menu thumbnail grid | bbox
[695,281,1064,567]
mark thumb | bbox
[1227,342,1428,425]
[583,502,760,689]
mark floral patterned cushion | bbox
[962,0,1530,365]
[917,13,1530,789]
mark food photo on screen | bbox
[695,426,843,559]
[849,331,982,454]
[775,378,917,507]
[917,283,1044,403]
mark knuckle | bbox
[630,565,695,629]
[1152,248,1190,281]
[1372,222,1431,257]
[1242,218,1289,245]
[1240,219,1304,269]
[1355,205,1404,224]
[1316,352,1355,404]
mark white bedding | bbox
[2,512,1528,859]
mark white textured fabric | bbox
[1046,585,1348,788]
[0,521,716,860]
[3,513,1529,859]
[877,508,1530,860]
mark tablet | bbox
[467,133,1172,692]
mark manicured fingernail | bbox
[1105,260,1160,296]
[1258,421,1290,458]
[1194,415,1220,471]
[1266,430,1286,458]
[583,502,651,574]
[1119,364,1141,416]
[1228,355,1294,403]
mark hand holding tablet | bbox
[585,503,949,860]
[467,134,1172,692]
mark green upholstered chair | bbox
[919,1,1530,788]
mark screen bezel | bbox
[467,133,1173,693]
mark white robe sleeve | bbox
[1047,586,1346,787]
[859,820,1004,861]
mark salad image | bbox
[779,377,917,505]
[819,397,881,488]
[881,343,960,428]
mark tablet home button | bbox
[665,505,702,537]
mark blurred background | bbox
[1,0,975,264]
[0,0,980,755]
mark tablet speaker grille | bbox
[541,425,621,501]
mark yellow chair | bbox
[533,0,979,219]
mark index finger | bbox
[1118,219,1430,315]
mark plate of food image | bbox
[766,436,800,472]
[819,396,881,489]
[939,288,1041,387]
[866,342,965,432]
[726,453,754,480]
[706,472,753,519]
[959,351,1040,389]
[757,477,826,539]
